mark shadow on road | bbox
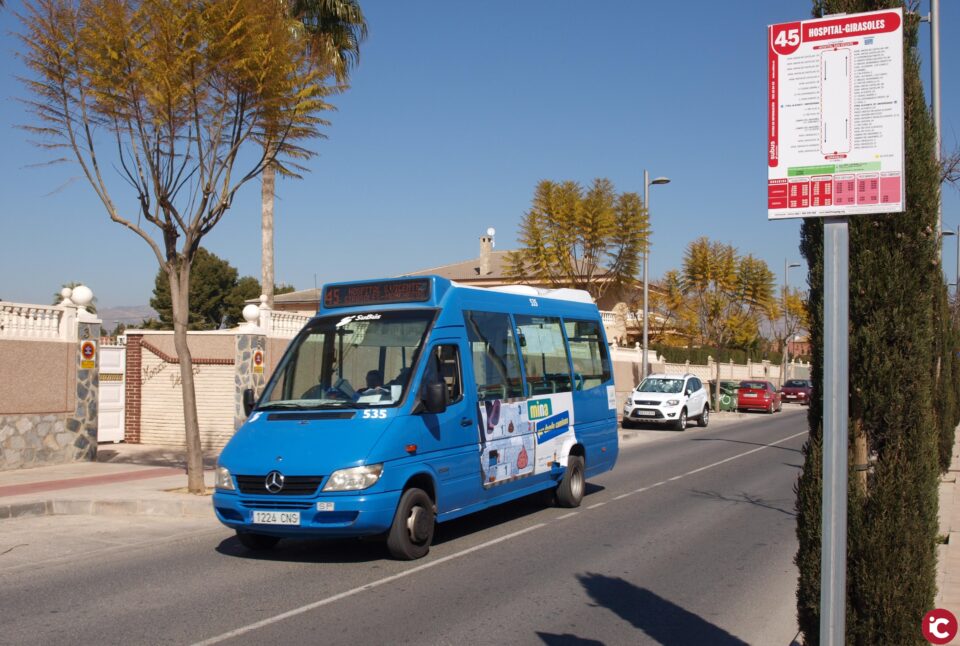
[215,482,606,563]
[575,573,749,645]
[214,534,386,564]
[536,632,604,645]
[689,489,796,517]
[691,437,801,453]
[433,482,605,546]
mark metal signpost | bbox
[767,9,905,645]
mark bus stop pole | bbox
[820,216,849,645]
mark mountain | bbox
[98,305,157,334]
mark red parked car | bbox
[780,379,812,405]
[737,380,782,414]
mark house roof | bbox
[402,249,513,282]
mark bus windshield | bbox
[259,310,435,410]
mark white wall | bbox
[139,349,235,449]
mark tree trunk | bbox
[853,419,868,496]
[169,264,206,494]
[261,161,276,308]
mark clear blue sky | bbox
[1,1,958,309]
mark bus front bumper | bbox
[212,489,401,538]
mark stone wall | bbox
[0,318,100,471]
[0,414,73,470]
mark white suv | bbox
[622,373,709,431]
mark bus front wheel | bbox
[556,455,585,508]
[387,487,435,560]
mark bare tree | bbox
[18,0,331,492]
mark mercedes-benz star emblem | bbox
[264,470,285,494]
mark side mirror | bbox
[423,382,447,414]
[242,388,256,416]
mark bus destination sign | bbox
[323,278,431,309]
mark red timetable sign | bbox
[767,8,904,219]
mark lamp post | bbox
[943,226,958,298]
[783,260,801,382]
[642,170,670,379]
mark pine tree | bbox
[795,2,946,643]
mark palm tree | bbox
[261,0,368,307]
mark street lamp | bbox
[943,226,958,298]
[783,260,801,380]
[642,170,670,379]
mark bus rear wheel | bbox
[387,487,435,560]
[556,455,585,508]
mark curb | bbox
[0,496,213,520]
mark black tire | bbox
[236,531,280,551]
[767,401,775,414]
[386,487,435,560]
[556,455,585,508]
[674,409,687,431]
[697,405,709,428]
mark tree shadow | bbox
[689,489,796,518]
[536,632,605,645]
[97,444,219,469]
[577,573,749,645]
[691,437,801,453]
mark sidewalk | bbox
[0,444,219,520]
[0,412,750,521]
[937,429,960,644]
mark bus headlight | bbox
[215,465,235,491]
[323,464,384,491]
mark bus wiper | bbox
[257,402,312,410]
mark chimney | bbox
[479,235,493,276]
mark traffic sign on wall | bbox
[768,8,904,219]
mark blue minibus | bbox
[213,276,618,559]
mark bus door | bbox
[413,339,481,514]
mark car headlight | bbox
[214,465,235,491]
[666,399,680,407]
[323,464,384,491]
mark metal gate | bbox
[98,344,126,443]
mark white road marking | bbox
[556,512,578,519]
[668,475,684,481]
[613,492,634,500]
[192,523,546,646]
[680,431,808,478]
[587,502,606,509]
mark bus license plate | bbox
[252,511,300,525]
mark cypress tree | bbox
[795,1,945,643]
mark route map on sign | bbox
[767,8,904,219]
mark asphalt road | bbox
[0,408,808,646]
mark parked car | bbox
[737,380,782,414]
[622,373,709,430]
[780,379,812,405]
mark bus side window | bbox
[564,319,612,391]
[464,311,524,400]
[423,345,463,404]
[514,315,572,394]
